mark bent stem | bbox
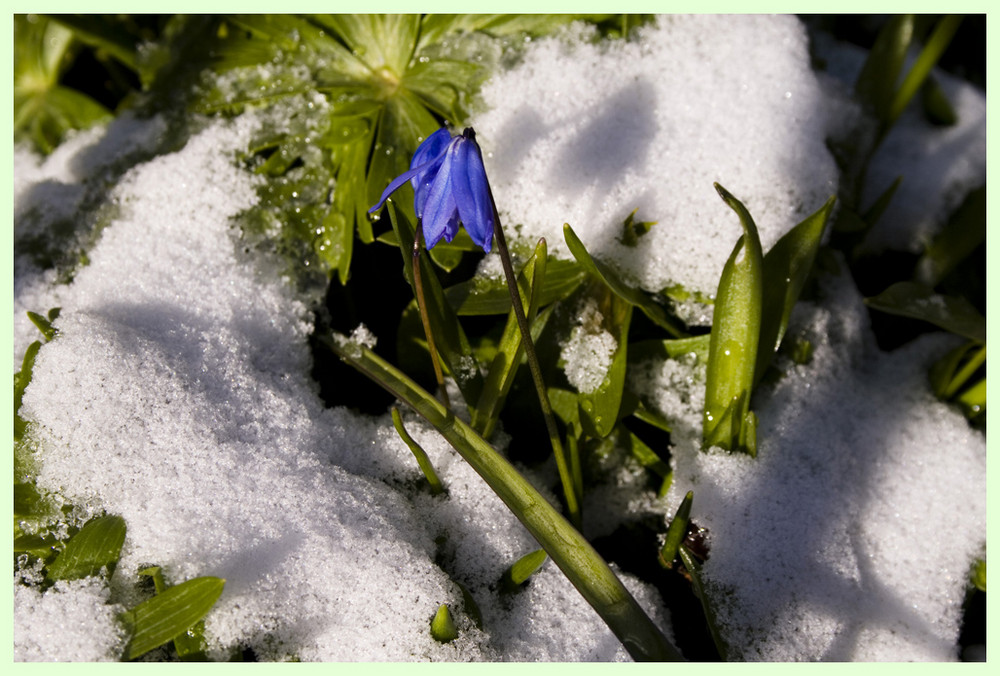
[320,333,681,661]
[413,226,451,410]
[491,207,581,529]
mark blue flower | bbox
[369,127,495,252]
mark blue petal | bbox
[410,128,452,173]
[420,148,460,248]
[451,138,495,252]
[410,129,454,217]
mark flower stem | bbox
[490,206,581,529]
[412,226,451,410]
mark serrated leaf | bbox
[122,577,225,661]
[46,515,126,582]
[703,185,763,456]
[564,223,685,337]
[865,281,985,343]
[755,195,835,386]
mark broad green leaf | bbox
[755,195,835,386]
[430,604,458,642]
[46,515,126,581]
[388,202,483,410]
[678,545,729,660]
[564,224,686,337]
[855,15,915,122]
[319,332,681,661]
[319,14,421,78]
[577,283,633,440]
[428,243,465,272]
[501,549,548,591]
[444,257,585,316]
[915,186,985,287]
[13,530,62,560]
[122,577,225,661]
[391,407,444,494]
[865,281,985,343]
[703,185,763,456]
[137,567,211,660]
[658,491,693,569]
[473,239,548,439]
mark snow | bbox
[13,15,985,663]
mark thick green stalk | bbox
[320,333,681,661]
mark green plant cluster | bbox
[13,13,984,661]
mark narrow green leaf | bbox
[577,284,633,439]
[887,15,963,126]
[862,177,901,229]
[138,566,168,594]
[703,185,763,455]
[564,223,686,337]
[621,425,670,478]
[319,333,682,661]
[122,577,225,661]
[391,407,445,494]
[14,341,42,442]
[658,491,693,569]
[865,281,985,343]
[430,604,458,643]
[855,15,916,122]
[755,195,835,386]
[629,334,711,366]
[678,545,729,661]
[46,515,127,582]
[915,186,985,287]
[444,257,585,316]
[388,201,483,411]
[472,238,548,438]
[501,549,549,591]
[27,310,57,342]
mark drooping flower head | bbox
[369,127,495,252]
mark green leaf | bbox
[46,515,126,582]
[122,577,226,661]
[47,15,140,71]
[501,549,549,592]
[27,310,57,342]
[703,185,763,456]
[564,224,686,337]
[971,559,986,593]
[621,425,670,479]
[14,341,42,442]
[388,202,483,410]
[319,332,681,661]
[576,284,633,439]
[14,15,112,153]
[865,281,985,343]
[915,186,985,287]
[678,545,729,660]
[855,15,916,122]
[430,604,458,643]
[472,238,549,439]
[444,256,585,316]
[658,491,693,569]
[620,208,656,247]
[755,195,835,386]
[921,75,957,125]
[956,377,985,420]
[886,15,963,127]
[629,334,711,367]
[391,407,445,494]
